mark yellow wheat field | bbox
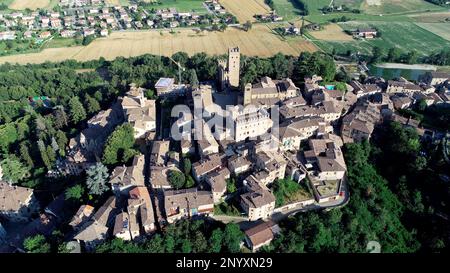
[309,24,354,41]
[9,0,50,10]
[0,25,317,65]
[219,0,271,22]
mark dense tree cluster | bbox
[102,123,138,166]
[95,220,244,253]
[372,122,450,252]
[240,51,336,88]
[424,0,450,6]
[267,140,420,253]
[368,46,450,65]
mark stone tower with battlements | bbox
[218,47,240,90]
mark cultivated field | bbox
[104,0,131,6]
[272,0,299,20]
[409,12,450,23]
[104,0,121,6]
[136,0,206,13]
[8,0,50,10]
[309,24,353,41]
[312,21,449,56]
[219,0,271,22]
[359,0,442,15]
[416,23,450,41]
[0,25,317,64]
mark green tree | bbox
[55,130,68,156]
[164,235,176,253]
[53,106,68,129]
[65,184,85,201]
[417,99,428,112]
[37,139,49,168]
[168,170,185,189]
[387,47,402,62]
[371,46,384,63]
[295,52,336,83]
[86,162,109,195]
[46,145,56,165]
[19,142,34,168]
[68,96,87,124]
[226,178,237,193]
[404,50,418,64]
[102,123,137,165]
[145,89,156,99]
[23,235,51,253]
[188,69,199,89]
[182,157,191,175]
[0,122,18,153]
[192,231,208,252]
[181,239,192,253]
[223,223,244,253]
[85,95,101,115]
[209,228,223,253]
[0,157,29,184]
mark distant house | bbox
[244,220,280,252]
[154,77,187,97]
[113,212,131,241]
[23,30,33,39]
[73,196,117,251]
[284,26,300,35]
[192,154,225,182]
[391,95,414,110]
[0,182,40,222]
[39,31,51,39]
[83,28,95,37]
[205,167,231,203]
[109,154,145,195]
[341,101,381,144]
[302,136,347,181]
[228,155,252,176]
[60,30,76,38]
[164,188,214,224]
[69,205,95,231]
[50,18,62,29]
[120,84,156,139]
[424,71,450,87]
[0,31,16,41]
[306,23,320,31]
[240,177,276,221]
[100,29,109,37]
[354,28,377,39]
[128,186,155,234]
[150,165,181,189]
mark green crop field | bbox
[272,0,444,23]
[272,0,304,20]
[333,0,444,15]
[140,0,207,13]
[303,0,333,15]
[311,21,449,56]
[416,22,450,41]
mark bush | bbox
[168,170,185,189]
[82,35,95,46]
